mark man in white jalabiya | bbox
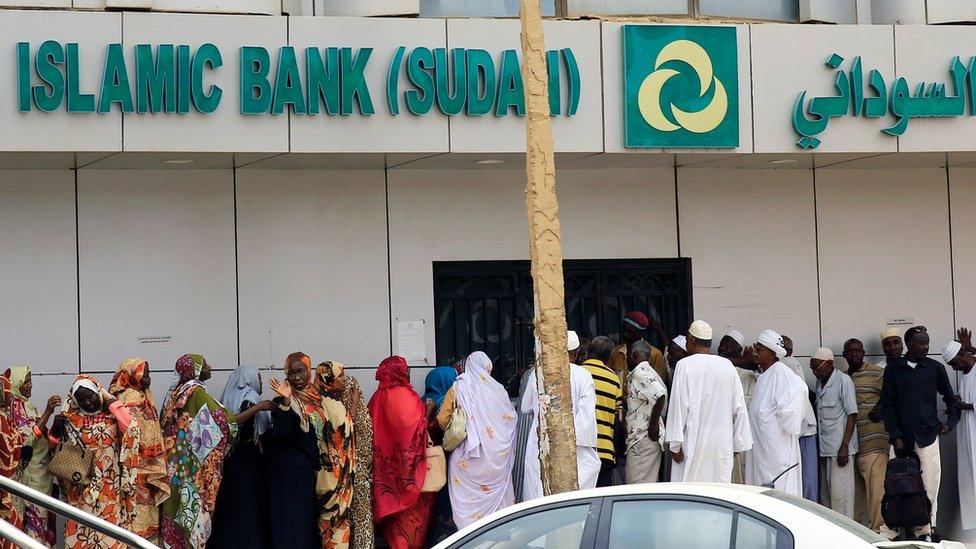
[665,320,752,482]
[943,334,976,532]
[746,329,809,495]
[521,330,600,499]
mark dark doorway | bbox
[433,259,693,393]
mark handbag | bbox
[48,424,94,488]
[421,439,446,493]
[442,405,468,452]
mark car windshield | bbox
[762,489,887,544]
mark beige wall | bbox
[2,162,975,539]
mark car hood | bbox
[875,541,968,549]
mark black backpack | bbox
[881,454,932,529]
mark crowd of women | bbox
[0,349,518,549]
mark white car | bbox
[433,483,965,549]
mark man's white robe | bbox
[746,361,808,495]
[521,364,600,500]
[665,353,753,482]
[958,367,976,530]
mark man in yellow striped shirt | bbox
[582,335,623,487]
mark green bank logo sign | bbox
[623,25,738,148]
[16,42,581,117]
[793,53,976,148]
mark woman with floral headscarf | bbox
[7,367,59,546]
[109,358,170,542]
[49,374,139,549]
[160,354,270,549]
[0,373,26,549]
[441,351,517,528]
[314,361,355,549]
[265,352,324,548]
[319,361,373,549]
[368,356,432,549]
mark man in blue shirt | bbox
[879,326,960,541]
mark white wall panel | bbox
[235,169,390,370]
[0,171,78,374]
[817,169,953,356]
[927,0,976,23]
[122,13,288,153]
[447,20,603,153]
[951,169,976,334]
[319,0,418,16]
[678,168,820,353]
[894,26,976,152]
[0,11,121,152]
[388,167,677,366]
[602,22,753,154]
[77,169,237,372]
[751,25,896,154]
[288,17,448,153]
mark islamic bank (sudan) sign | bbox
[622,25,738,148]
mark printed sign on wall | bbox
[622,25,739,148]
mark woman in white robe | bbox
[521,363,601,500]
[447,352,518,528]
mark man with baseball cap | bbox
[610,311,669,390]
[665,320,752,482]
[880,325,960,541]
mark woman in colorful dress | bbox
[314,361,356,549]
[422,366,459,546]
[0,373,26,549]
[208,364,271,549]
[321,361,373,549]
[368,356,432,549]
[50,375,140,549]
[108,358,170,543]
[265,352,323,549]
[439,351,517,528]
[7,367,58,546]
[160,354,270,549]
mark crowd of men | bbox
[518,312,976,543]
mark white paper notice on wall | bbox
[138,336,172,344]
[396,321,427,363]
[885,317,915,327]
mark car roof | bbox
[444,482,776,541]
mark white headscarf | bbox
[220,365,270,436]
[757,329,787,359]
[69,377,103,416]
[449,351,518,528]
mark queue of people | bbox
[0,312,973,548]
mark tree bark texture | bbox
[519,0,578,496]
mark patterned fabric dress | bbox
[8,367,56,547]
[160,354,237,549]
[315,362,357,549]
[0,374,26,549]
[340,372,374,549]
[109,358,171,542]
[60,375,142,549]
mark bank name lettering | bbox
[16,41,581,118]
[793,53,976,149]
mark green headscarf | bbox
[8,366,37,417]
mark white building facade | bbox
[2,0,976,542]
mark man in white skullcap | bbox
[665,320,752,482]
[718,329,756,484]
[665,335,688,374]
[810,347,858,518]
[521,331,600,501]
[944,333,976,532]
[746,329,808,496]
